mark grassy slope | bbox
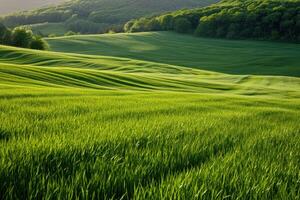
[47,32,300,77]
[1,0,218,35]
[0,33,299,199]
[25,22,68,36]
[0,0,65,15]
[1,44,299,97]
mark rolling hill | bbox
[0,31,299,199]
[47,32,300,77]
[1,42,299,96]
[0,0,66,15]
[0,0,219,36]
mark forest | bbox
[125,0,300,42]
[0,23,48,50]
[0,0,218,35]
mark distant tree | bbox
[107,24,123,33]
[11,27,33,48]
[280,19,294,39]
[129,18,149,32]
[195,16,215,37]
[124,20,135,32]
[0,23,8,44]
[173,18,192,33]
[159,15,173,30]
[226,23,240,39]
[125,0,300,42]
[1,30,12,45]
[29,36,49,50]
[64,31,77,36]
[66,19,104,33]
[48,34,57,38]
[0,23,7,37]
[0,23,49,50]
[0,23,12,45]
[146,19,161,31]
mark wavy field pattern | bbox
[0,32,299,199]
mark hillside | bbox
[0,32,299,199]
[0,0,219,36]
[125,0,300,42]
[0,0,66,15]
[47,32,300,77]
[1,43,299,95]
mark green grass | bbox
[25,22,68,36]
[0,32,299,199]
[47,32,300,77]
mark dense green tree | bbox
[173,18,192,33]
[0,24,6,37]
[125,0,300,42]
[124,20,135,32]
[159,15,173,30]
[29,36,49,50]
[0,23,8,44]
[66,19,107,33]
[0,24,49,50]
[129,18,150,32]
[0,0,218,35]
[11,27,33,48]
[147,19,161,31]
[195,16,215,37]
[64,31,77,36]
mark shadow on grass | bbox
[0,129,10,141]
[0,132,242,199]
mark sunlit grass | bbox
[0,32,299,199]
[0,89,299,199]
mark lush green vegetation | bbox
[0,0,65,15]
[22,22,69,37]
[0,31,299,199]
[0,0,218,35]
[47,32,300,76]
[125,0,300,42]
[0,23,48,50]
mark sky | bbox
[0,0,66,15]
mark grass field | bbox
[47,32,300,77]
[0,32,299,199]
[25,22,68,36]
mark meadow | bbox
[0,32,299,199]
[47,32,300,76]
[25,23,68,37]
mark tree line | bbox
[0,23,48,50]
[124,0,300,42]
[0,0,218,35]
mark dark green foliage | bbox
[0,23,48,50]
[106,24,124,33]
[126,0,300,42]
[0,24,7,38]
[11,27,34,48]
[127,18,150,32]
[29,36,49,50]
[66,19,109,34]
[174,18,192,33]
[159,15,174,30]
[64,31,77,36]
[0,23,11,45]
[0,0,218,35]
[124,20,135,32]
